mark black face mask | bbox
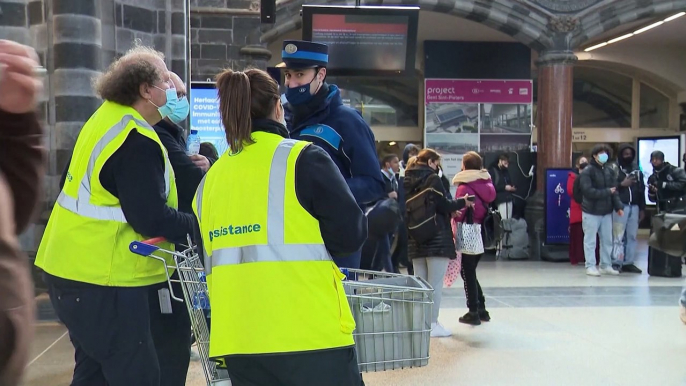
[622,156,633,164]
[579,162,588,170]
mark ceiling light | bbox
[633,21,664,34]
[389,141,397,146]
[584,42,608,52]
[608,33,633,44]
[664,12,685,22]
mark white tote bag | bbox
[456,222,484,255]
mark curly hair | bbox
[94,43,165,106]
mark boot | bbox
[478,308,491,322]
[459,311,481,326]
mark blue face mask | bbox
[151,87,180,120]
[598,153,609,164]
[168,95,189,124]
[285,72,319,106]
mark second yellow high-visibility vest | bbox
[193,130,356,358]
[35,101,178,287]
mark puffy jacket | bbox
[567,171,582,224]
[579,158,623,216]
[613,143,646,210]
[453,170,496,224]
[404,164,465,260]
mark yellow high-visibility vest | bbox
[36,101,178,287]
[193,130,355,358]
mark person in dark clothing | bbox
[281,40,386,271]
[567,156,600,266]
[364,154,400,272]
[488,153,515,218]
[39,46,196,386]
[197,68,366,386]
[452,152,496,326]
[404,149,471,338]
[610,144,645,273]
[401,143,420,169]
[648,150,686,211]
[579,144,624,277]
[154,72,214,215]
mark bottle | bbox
[187,129,201,156]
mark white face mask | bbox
[438,168,443,178]
[277,103,287,127]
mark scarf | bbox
[452,169,491,185]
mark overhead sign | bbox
[425,79,533,104]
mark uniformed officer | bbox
[35,45,195,386]
[193,68,366,385]
[281,40,386,269]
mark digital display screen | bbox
[636,137,680,206]
[189,85,228,156]
[311,14,409,71]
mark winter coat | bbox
[578,158,623,216]
[567,171,582,224]
[404,164,466,260]
[288,83,385,206]
[452,169,496,224]
[613,143,646,210]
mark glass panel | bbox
[640,83,670,128]
[339,88,399,126]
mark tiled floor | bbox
[23,237,686,386]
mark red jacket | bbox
[567,171,582,224]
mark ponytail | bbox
[215,68,280,153]
[215,70,253,153]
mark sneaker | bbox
[586,267,600,277]
[599,267,620,275]
[430,322,452,337]
[458,311,482,326]
[478,309,491,322]
[680,304,686,325]
[622,264,642,274]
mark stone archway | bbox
[262,0,554,51]
[571,0,686,48]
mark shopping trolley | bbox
[130,238,434,385]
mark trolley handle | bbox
[129,237,167,256]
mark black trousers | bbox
[224,347,364,386]
[460,253,486,312]
[45,273,190,386]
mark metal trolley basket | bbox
[130,238,434,385]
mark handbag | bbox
[455,210,485,255]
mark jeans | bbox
[371,233,394,272]
[612,204,639,266]
[582,212,613,269]
[413,257,449,323]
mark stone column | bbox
[525,50,576,261]
[535,51,576,191]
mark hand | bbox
[388,191,398,200]
[649,184,658,193]
[0,40,42,114]
[639,210,645,223]
[463,194,475,208]
[190,154,210,172]
[609,187,617,194]
[620,178,635,187]
[506,185,516,192]
[617,209,624,217]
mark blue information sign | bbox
[189,85,228,156]
[545,168,572,244]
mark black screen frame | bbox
[301,5,419,77]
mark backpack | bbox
[573,175,583,204]
[405,177,440,244]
